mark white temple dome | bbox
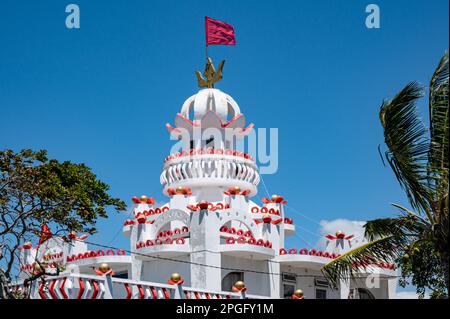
[180,88,241,123]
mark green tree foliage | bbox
[0,149,126,297]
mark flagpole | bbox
[206,45,209,61]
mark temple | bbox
[15,59,398,299]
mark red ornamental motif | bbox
[167,277,185,285]
[167,187,192,196]
[187,200,211,211]
[325,231,354,240]
[123,219,136,226]
[262,214,272,223]
[132,196,155,205]
[67,231,88,241]
[292,294,304,300]
[232,285,247,293]
[94,268,115,276]
[261,195,287,205]
[135,213,147,224]
[223,187,252,196]
[254,216,283,225]
[22,242,32,249]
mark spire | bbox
[195,57,225,88]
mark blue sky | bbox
[1,0,448,293]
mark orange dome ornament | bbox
[232,281,247,292]
[261,195,287,205]
[95,263,114,276]
[168,272,184,285]
[292,289,304,299]
[325,231,354,240]
[224,186,251,196]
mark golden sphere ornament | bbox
[170,272,181,283]
[234,281,245,290]
[99,263,110,273]
[176,186,185,194]
[294,289,304,297]
[233,186,241,193]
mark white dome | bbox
[180,88,241,123]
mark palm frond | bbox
[428,52,449,201]
[379,82,432,215]
[391,203,430,224]
[321,236,400,288]
[364,214,427,241]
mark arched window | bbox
[221,272,243,292]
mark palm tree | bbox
[321,52,449,298]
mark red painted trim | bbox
[150,287,157,299]
[38,282,47,299]
[49,280,58,299]
[137,285,145,299]
[91,280,99,299]
[124,283,132,299]
[76,278,85,299]
[162,288,170,299]
[59,277,68,299]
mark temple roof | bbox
[180,88,241,124]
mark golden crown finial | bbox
[195,57,225,88]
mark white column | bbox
[339,279,351,299]
[189,209,222,291]
[268,261,281,298]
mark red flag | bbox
[205,16,236,46]
[38,223,53,245]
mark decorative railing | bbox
[279,248,340,259]
[224,236,272,248]
[160,156,260,187]
[66,249,127,262]
[111,278,176,299]
[17,274,267,299]
[136,237,188,249]
[219,226,253,237]
[250,206,280,215]
[182,286,238,299]
[219,226,272,248]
